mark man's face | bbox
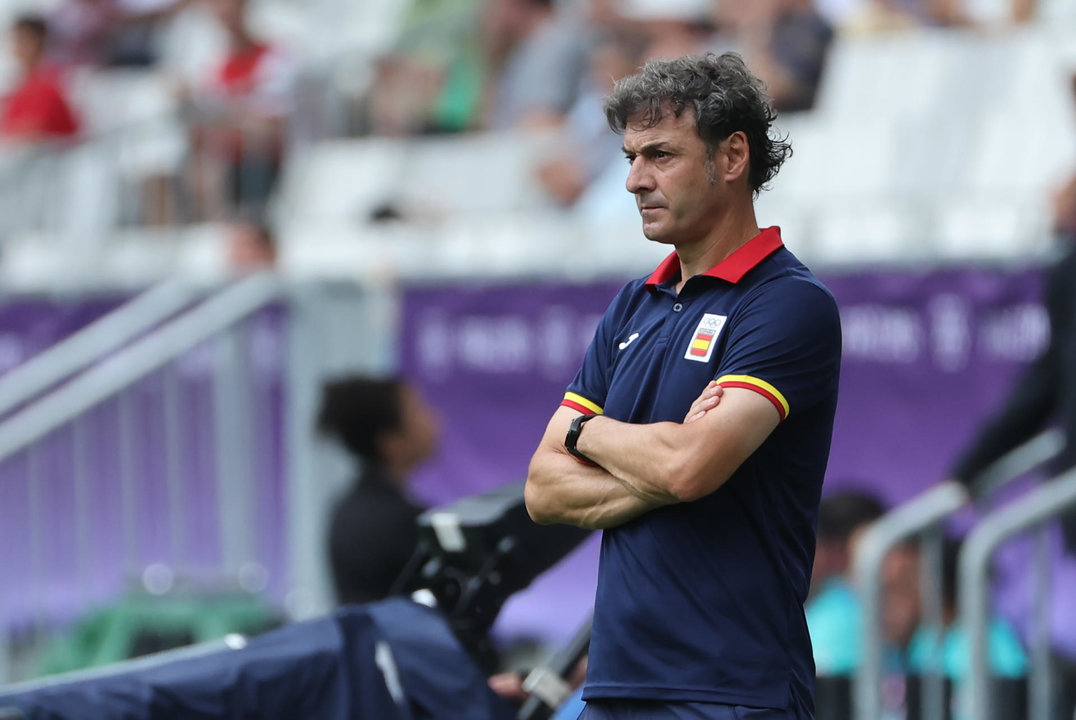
[393,385,440,469]
[881,545,921,648]
[622,108,726,247]
[12,28,43,69]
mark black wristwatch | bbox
[565,413,599,464]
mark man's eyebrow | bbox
[622,141,673,156]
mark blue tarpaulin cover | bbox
[1,599,516,720]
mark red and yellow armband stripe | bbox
[561,392,603,416]
[715,375,790,421]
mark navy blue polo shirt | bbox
[561,227,841,714]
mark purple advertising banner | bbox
[399,267,1052,646]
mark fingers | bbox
[488,672,527,702]
[684,381,724,423]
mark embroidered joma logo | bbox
[618,332,640,350]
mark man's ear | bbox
[722,131,750,184]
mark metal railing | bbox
[0,273,282,686]
[853,429,1063,720]
[0,273,278,462]
[0,280,197,419]
[854,481,968,720]
[961,467,1076,720]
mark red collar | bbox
[644,226,783,288]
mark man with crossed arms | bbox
[525,53,842,720]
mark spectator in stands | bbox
[812,487,887,594]
[881,540,922,654]
[718,0,834,113]
[839,538,1027,719]
[364,0,485,135]
[317,375,440,606]
[226,219,276,271]
[47,0,193,69]
[535,28,645,208]
[806,489,886,675]
[0,15,80,144]
[620,0,721,61]
[484,0,589,130]
[905,538,1027,683]
[184,0,295,221]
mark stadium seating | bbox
[0,16,1071,283]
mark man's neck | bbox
[379,457,412,488]
[674,203,760,293]
[20,59,44,78]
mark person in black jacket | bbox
[318,375,440,605]
[947,242,1076,550]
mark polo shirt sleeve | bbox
[714,277,841,422]
[560,289,626,416]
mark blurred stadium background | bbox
[0,0,1075,717]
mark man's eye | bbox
[654,151,669,159]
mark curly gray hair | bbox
[604,53,792,195]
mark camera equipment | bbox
[394,481,591,673]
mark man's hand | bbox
[488,672,528,704]
[684,381,725,423]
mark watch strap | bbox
[565,413,599,465]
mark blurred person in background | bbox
[881,541,922,659]
[484,0,589,130]
[317,376,440,606]
[1,15,80,144]
[807,488,886,675]
[874,539,1028,718]
[905,538,1027,686]
[946,67,1076,543]
[183,0,295,222]
[620,0,722,61]
[226,218,276,271]
[717,0,834,113]
[47,0,194,69]
[363,0,485,135]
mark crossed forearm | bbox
[574,416,687,504]
[525,445,674,529]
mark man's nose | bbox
[625,158,653,195]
